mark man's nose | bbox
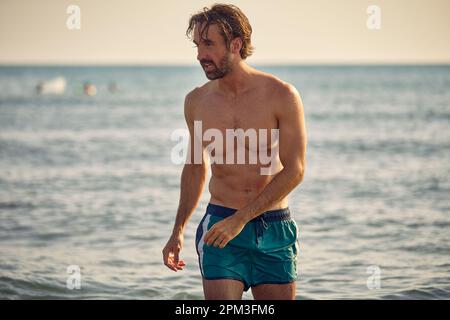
[197,48,206,62]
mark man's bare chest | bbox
[190,91,280,170]
[196,95,278,133]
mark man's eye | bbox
[192,45,198,48]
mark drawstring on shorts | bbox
[254,216,269,245]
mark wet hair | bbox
[186,3,254,59]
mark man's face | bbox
[193,23,233,80]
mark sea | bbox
[0,65,449,299]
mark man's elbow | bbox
[288,164,305,186]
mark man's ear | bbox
[230,37,243,55]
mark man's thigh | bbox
[251,282,297,300]
[203,278,245,300]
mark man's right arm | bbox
[162,89,207,272]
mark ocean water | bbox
[0,65,449,300]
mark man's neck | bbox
[216,61,253,97]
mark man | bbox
[163,4,307,300]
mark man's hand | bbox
[162,233,186,272]
[204,214,246,249]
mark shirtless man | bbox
[163,4,307,300]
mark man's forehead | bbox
[193,23,221,42]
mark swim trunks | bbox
[195,203,299,291]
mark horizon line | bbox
[1,61,450,67]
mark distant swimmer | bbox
[83,82,97,96]
[108,82,118,93]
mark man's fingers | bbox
[169,257,181,272]
[163,251,180,272]
[176,263,184,270]
[212,236,223,248]
[174,253,184,270]
[205,227,218,245]
[204,224,219,243]
[164,260,178,272]
[215,236,230,248]
[169,254,185,271]
[219,239,229,249]
[206,228,229,247]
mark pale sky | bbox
[0,0,449,65]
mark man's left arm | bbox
[236,83,307,221]
[204,84,307,248]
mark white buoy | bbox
[36,76,67,95]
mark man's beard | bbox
[201,52,233,80]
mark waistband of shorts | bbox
[206,203,291,222]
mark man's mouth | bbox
[202,62,214,71]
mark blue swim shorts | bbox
[195,203,299,291]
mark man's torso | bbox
[191,71,288,210]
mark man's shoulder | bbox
[183,82,214,120]
[185,86,201,104]
[255,72,302,116]
[185,82,212,105]
[255,71,300,100]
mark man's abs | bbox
[208,164,288,210]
